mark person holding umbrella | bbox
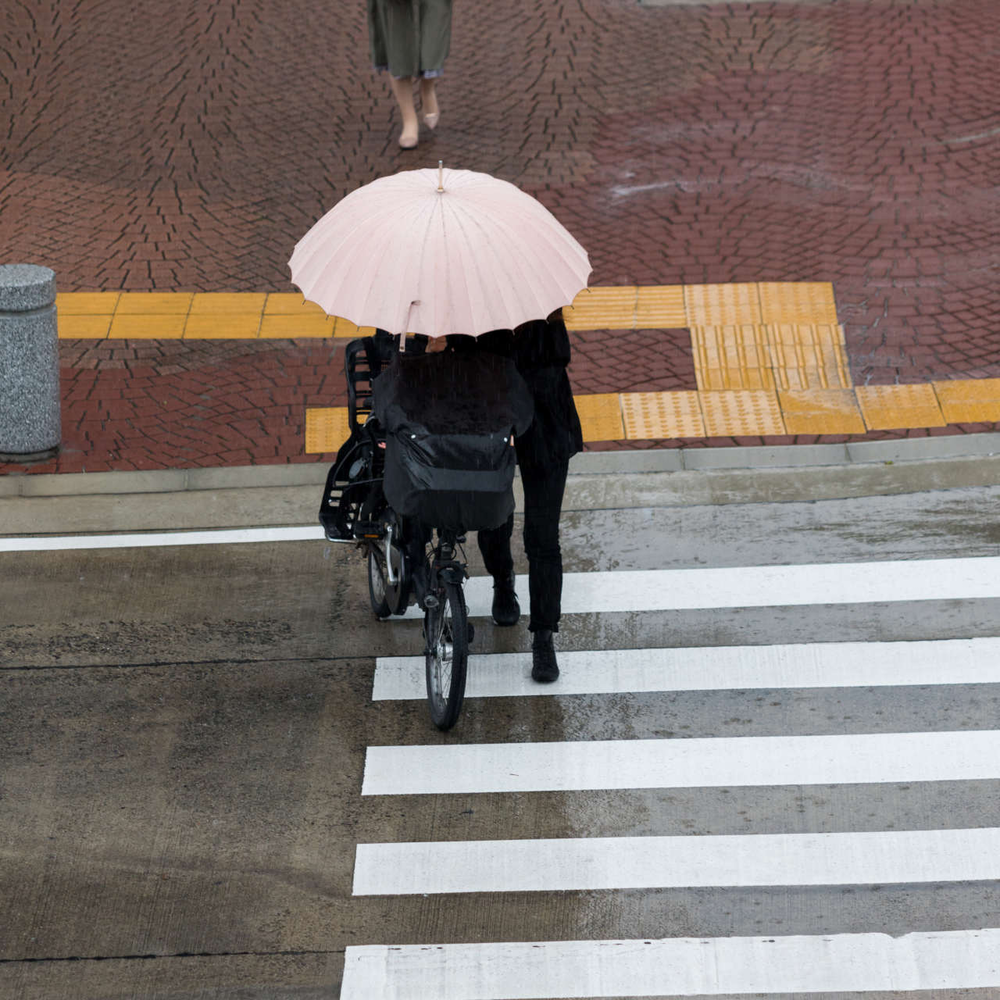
[368,0,451,149]
[476,310,583,683]
[290,165,591,684]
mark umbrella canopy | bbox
[288,166,591,337]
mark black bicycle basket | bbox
[383,423,517,531]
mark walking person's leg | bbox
[477,514,520,626]
[388,76,419,148]
[368,0,422,148]
[521,457,569,682]
[417,0,451,129]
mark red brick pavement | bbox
[1,0,998,474]
[1,336,996,477]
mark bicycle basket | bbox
[383,425,516,532]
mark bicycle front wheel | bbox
[424,579,468,730]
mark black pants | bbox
[477,458,569,633]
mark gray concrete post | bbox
[0,264,61,460]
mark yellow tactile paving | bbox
[183,314,262,339]
[564,286,638,330]
[634,285,686,328]
[56,292,120,314]
[765,323,852,390]
[758,282,838,325]
[189,292,267,315]
[573,392,624,441]
[57,314,113,338]
[855,383,946,430]
[932,379,1000,424]
[108,314,187,338]
[259,315,336,338]
[264,294,328,316]
[333,317,378,339]
[684,283,762,327]
[114,292,193,315]
[621,391,705,439]
[778,389,867,435]
[700,390,787,437]
[692,325,775,391]
[305,407,351,454]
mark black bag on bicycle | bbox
[372,349,534,532]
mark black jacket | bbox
[510,315,583,473]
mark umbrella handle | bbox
[398,300,420,351]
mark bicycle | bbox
[319,333,473,730]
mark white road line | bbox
[352,826,1000,895]
[361,729,1000,796]
[340,928,1000,999]
[0,525,326,552]
[372,635,1000,699]
[399,556,1000,618]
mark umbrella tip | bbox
[437,160,444,193]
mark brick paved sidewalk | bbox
[1,0,997,475]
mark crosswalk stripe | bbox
[400,556,1000,618]
[372,635,1000,699]
[0,525,325,552]
[361,729,1000,796]
[340,927,1000,999]
[352,826,1000,895]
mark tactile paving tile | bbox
[700,390,786,436]
[564,286,638,331]
[573,392,625,441]
[634,285,686,329]
[260,315,336,338]
[778,389,867,434]
[855,383,946,430]
[333,317,378,339]
[305,407,351,454]
[114,292,193,315]
[189,292,267,315]
[264,294,329,316]
[183,314,263,338]
[57,315,113,338]
[758,282,839,325]
[684,283,762,327]
[56,292,120,315]
[932,379,1000,423]
[621,391,705,439]
[108,314,187,338]
[691,325,775,391]
[765,323,852,390]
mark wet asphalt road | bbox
[2,474,1000,998]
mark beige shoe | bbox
[424,111,439,131]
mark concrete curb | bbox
[2,433,999,498]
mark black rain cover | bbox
[372,351,534,531]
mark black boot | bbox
[491,572,520,626]
[531,629,559,683]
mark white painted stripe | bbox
[361,729,1000,796]
[352,826,1000,895]
[0,525,326,552]
[399,557,1000,618]
[340,928,1000,998]
[372,635,1000,699]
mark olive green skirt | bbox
[368,0,452,79]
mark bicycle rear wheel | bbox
[424,579,469,730]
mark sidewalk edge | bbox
[2,433,1000,498]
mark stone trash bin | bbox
[0,264,61,460]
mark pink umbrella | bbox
[288,165,591,337]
